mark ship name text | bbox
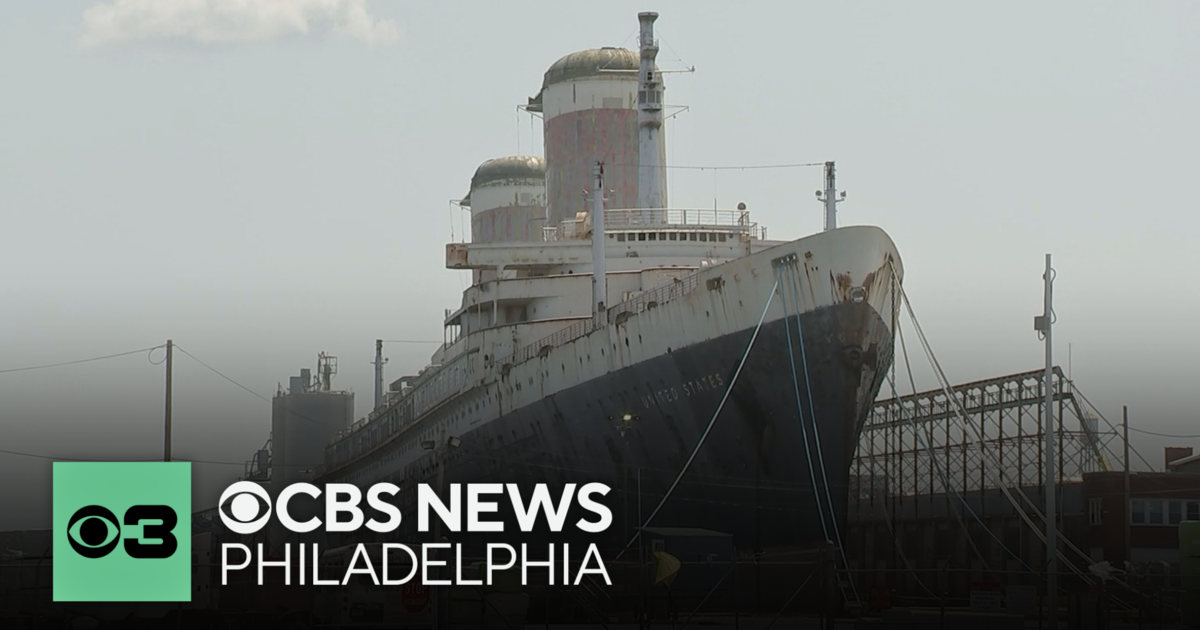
[641,372,725,409]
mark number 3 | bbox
[123,505,178,559]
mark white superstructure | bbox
[315,12,902,499]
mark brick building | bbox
[1082,470,1200,564]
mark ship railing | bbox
[605,208,755,230]
[608,273,700,321]
[323,353,472,470]
[511,317,597,365]
[320,264,706,473]
[503,270,702,367]
[541,207,766,241]
[556,218,587,240]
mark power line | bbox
[0,342,340,465]
[174,344,343,430]
[0,446,248,467]
[380,340,442,344]
[0,345,165,375]
[0,448,114,462]
[173,345,271,404]
[1128,427,1200,439]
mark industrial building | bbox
[242,354,355,496]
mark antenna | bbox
[373,339,389,409]
[592,161,608,321]
[637,12,666,218]
[814,161,846,231]
[317,352,338,392]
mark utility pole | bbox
[164,339,173,462]
[1035,255,1057,628]
[1123,406,1131,564]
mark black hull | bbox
[325,299,892,554]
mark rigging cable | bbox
[870,270,999,587]
[615,277,781,559]
[1077,393,1155,471]
[889,315,1026,574]
[891,266,1132,592]
[772,260,840,600]
[777,264,832,543]
[894,271,1153,611]
[894,269,1077,564]
[783,261,861,604]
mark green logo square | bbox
[53,462,191,602]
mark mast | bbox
[816,161,845,231]
[373,339,386,409]
[637,11,665,220]
[592,162,607,321]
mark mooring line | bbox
[614,277,781,560]
[782,260,859,605]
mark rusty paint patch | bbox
[834,272,853,293]
[446,243,469,268]
[802,261,818,305]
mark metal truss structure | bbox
[852,367,1122,501]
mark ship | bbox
[304,11,903,554]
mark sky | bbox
[2,1,1198,529]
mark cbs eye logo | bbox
[66,504,178,560]
[218,481,272,534]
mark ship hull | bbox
[435,302,890,552]
[319,226,902,554]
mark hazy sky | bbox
[2,1,1198,528]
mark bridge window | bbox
[689,233,697,241]
[618,233,626,242]
[669,233,677,241]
